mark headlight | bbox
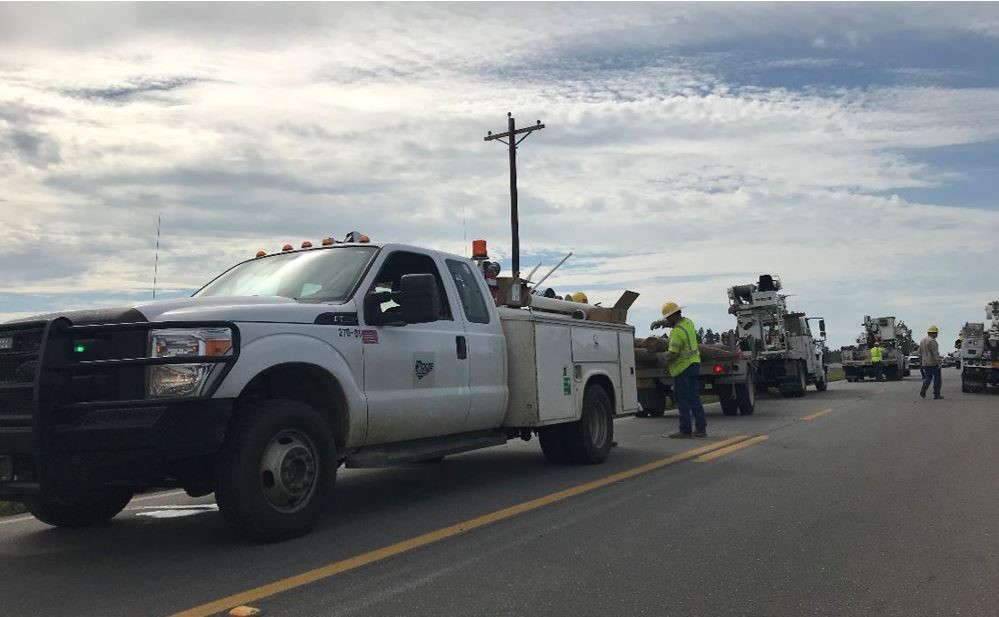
[147,328,233,398]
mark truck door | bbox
[443,258,508,431]
[361,250,471,444]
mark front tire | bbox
[215,399,336,542]
[26,489,133,528]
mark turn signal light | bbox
[282,244,293,252]
[322,237,336,246]
[255,250,267,258]
[301,241,313,249]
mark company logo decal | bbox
[415,360,435,381]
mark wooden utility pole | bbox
[484,112,545,279]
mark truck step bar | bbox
[345,430,509,468]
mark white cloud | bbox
[1,3,998,348]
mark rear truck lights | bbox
[713,364,724,374]
[147,327,234,399]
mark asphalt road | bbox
[2,367,996,617]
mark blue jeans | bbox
[674,363,707,433]
[921,366,942,397]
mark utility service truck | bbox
[0,236,638,541]
[958,300,999,393]
[726,275,828,396]
[841,316,913,382]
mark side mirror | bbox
[398,274,440,324]
[819,319,826,337]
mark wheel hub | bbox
[260,430,318,513]
[588,400,608,448]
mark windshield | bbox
[195,246,377,303]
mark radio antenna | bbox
[152,213,161,299]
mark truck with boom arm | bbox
[726,275,828,396]
[958,300,999,393]
[841,316,913,382]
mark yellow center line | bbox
[169,435,751,617]
[801,407,834,421]
[694,435,769,462]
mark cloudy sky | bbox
[1,2,997,347]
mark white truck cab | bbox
[0,239,637,541]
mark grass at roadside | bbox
[0,501,26,517]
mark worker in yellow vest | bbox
[652,301,706,438]
[870,341,885,381]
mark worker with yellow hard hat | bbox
[870,340,886,381]
[651,301,706,438]
[570,292,589,304]
[919,325,943,399]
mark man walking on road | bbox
[652,301,707,438]
[871,340,885,381]
[919,325,943,399]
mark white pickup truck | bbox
[0,240,637,540]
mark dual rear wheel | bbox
[540,384,614,465]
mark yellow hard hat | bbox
[571,292,589,304]
[927,325,939,333]
[661,301,682,318]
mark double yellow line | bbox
[171,434,765,617]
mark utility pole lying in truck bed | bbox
[633,337,756,417]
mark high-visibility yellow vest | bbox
[871,346,884,362]
[667,317,701,377]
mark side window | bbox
[367,251,452,323]
[446,259,491,324]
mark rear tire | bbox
[564,384,614,464]
[736,374,756,415]
[718,384,738,416]
[783,362,807,397]
[26,489,133,528]
[539,424,572,464]
[815,370,828,392]
[215,399,336,542]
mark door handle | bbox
[456,336,467,360]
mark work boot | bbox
[666,431,692,439]
[693,430,708,438]
[934,395,944,400]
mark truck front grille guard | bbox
[51,319,241,411]
[9,319,239,434]
[0,319,240,495]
